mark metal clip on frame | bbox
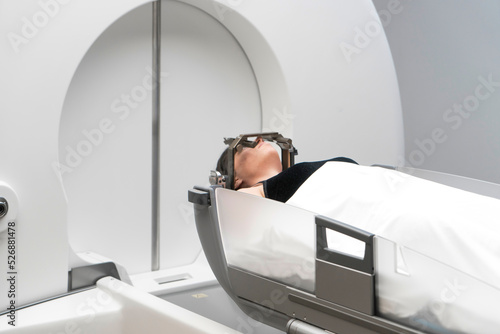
[210,132,298,190]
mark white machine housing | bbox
[0,0,403,312]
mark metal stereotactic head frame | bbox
[210,132,298,190]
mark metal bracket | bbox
[188,188,211,206]
[213,132,298,189]
[68,262,121,291]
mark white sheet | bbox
[287,162,500,290]
[287,162,500,333]
[219,162,500,334]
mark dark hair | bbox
[216,147,230,176]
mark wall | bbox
[373,0,500,183]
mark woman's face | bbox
[233,137,282,188]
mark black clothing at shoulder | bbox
[262,157,357,203]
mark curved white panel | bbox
[158,2,261,269]
[0,0,152,308]
[60,2,261,273]
[186,0,404,165]
[180,0,294,137]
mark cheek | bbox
[236,150,261,176]
[234,152,249,175]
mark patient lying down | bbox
[217,136,357,201]
[216,137,500,333]
[216,137,500,292]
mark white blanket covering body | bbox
[287,162,500,289]
[219,162,500,334]
[285,162,500,333]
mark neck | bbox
[248,167,281,187]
